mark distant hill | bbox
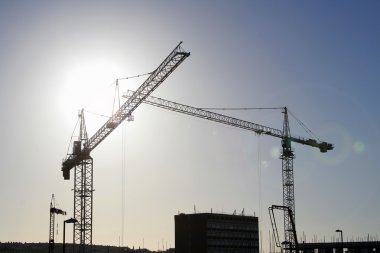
[0,242,173,253]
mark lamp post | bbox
[63,218,78,253]
[335,229,343,243]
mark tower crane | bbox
[49,194,66,253]
[124,90,333,251]
[61,42,190,253]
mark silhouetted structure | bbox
[0,242,166,253]
[175,212,259,253]
[49,194,67,253]
[299,241,380,253]
[134,93,333,251]
[60,42,190,253]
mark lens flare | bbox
[314,122,352,166]
[270,146,281,159]
[352,141,365,153]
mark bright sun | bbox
[60,59,126,132]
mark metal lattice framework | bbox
[124,92,333,252]
[82,46,189,153]
[49,194,66,253]
[281,107,296,250]
[61,42,190,253]
[269,205,299,253]
[73,157,93,253]
[49,207,55,253]
[124,89,283,137]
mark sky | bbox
[0,0,379,251]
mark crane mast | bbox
[49,194,66,253]
[281,107,296,249]
[125,91,333,251]
[61,43,190,253]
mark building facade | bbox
[175,212,259,253]
[299,241,380,253]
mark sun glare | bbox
[60,59,126,132]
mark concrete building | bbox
[299,241,380,253]
[175,212,259,253]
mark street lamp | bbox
[336,229,343,243]
[63,218,78,253]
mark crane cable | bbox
[288,110,321,142]
[117,72,152,81]
[117,72,152,248]
[199,107,283,111]
[112,79,122,116]
[83,110,110,119]
[65,117,80,156]
[257,135,263,253]
[121,121,127,247]
[80,71,152,114]
[82,72,152,120]
[200,106,322,142]
[84,106,283,118]
[66,71,152,155]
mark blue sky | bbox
[0,0,379,251]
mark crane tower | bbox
[124,91,333,252]
[49,194,66,253]
[61,42,190,253]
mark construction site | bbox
[0,2,379,253]
[44,43,377,253]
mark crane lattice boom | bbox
[62,42,190,179]
[124,90,333,153]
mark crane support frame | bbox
[62,42,190,179]
[73,157,93,253]
[268,205,299,253]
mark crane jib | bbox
[124,91,334,154]
[61,43,190,180]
